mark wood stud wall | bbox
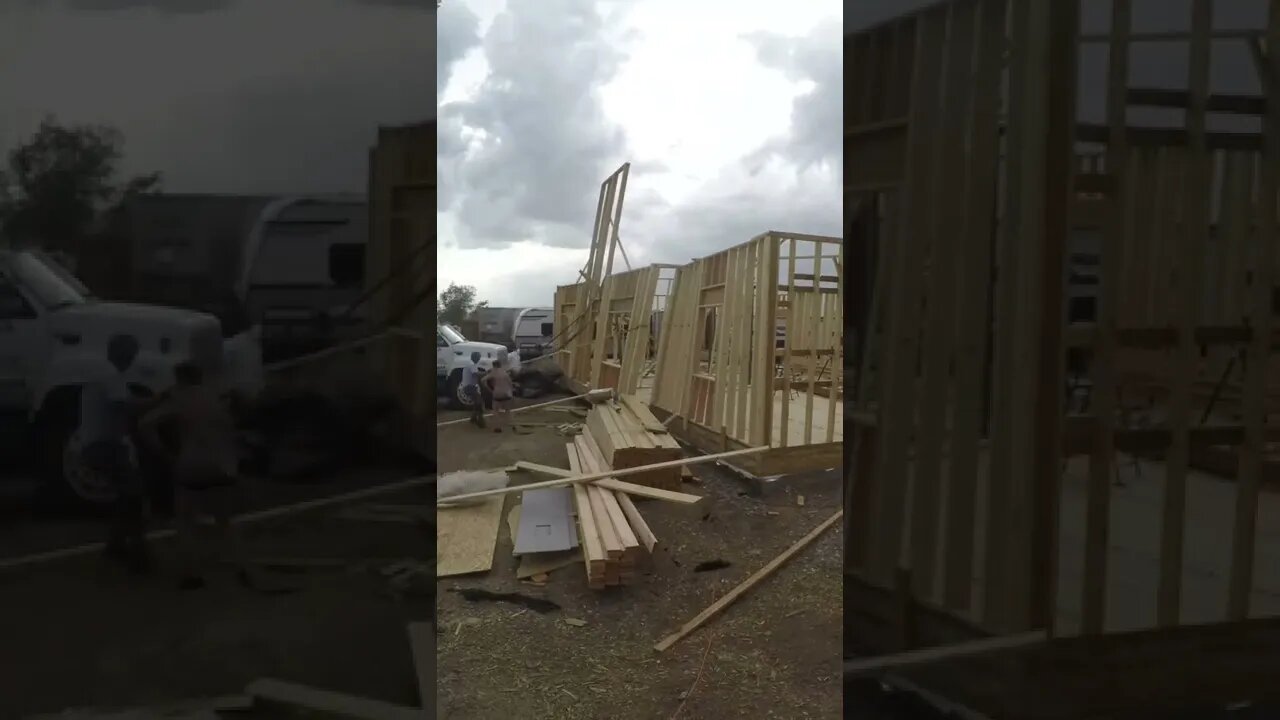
[649,232,843,474]
[846,0,1279,646]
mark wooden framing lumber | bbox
[244,679,419,720]
[437,446,766,506]
[616,492,657,554]
[654,510,842,652]
[567,442,607,588]
[847,0,1280,707]
[843,630,1048,677]
[649,231,842,476]
[408,623,433,711]
[1228,0,1280,621]
[513,460,704,505]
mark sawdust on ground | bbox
[436,394,843,719]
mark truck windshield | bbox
[7,251,90,310]
[440,325,466,344]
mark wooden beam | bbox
[245,679,420,720]
[438,446,767,505]
[654,510,842,652]
[844,631,1048,677]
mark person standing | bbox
[139,362,251,590]
[462,351,486,428]
[80,334,150,573]
[482,358,515,433]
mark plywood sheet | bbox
[436,497,505,577]
[513,487,577,554]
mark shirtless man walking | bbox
[140,362,250,590]
[482,358,516,433]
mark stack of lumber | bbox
[567,433,657,589]
[586,394,684,491]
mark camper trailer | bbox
[470,306,554,358]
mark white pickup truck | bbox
[436,323,519,410]
[0,249,259,506]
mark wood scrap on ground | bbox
[654,509,843,652]
[436,496,505,577]
[245,679,419,720]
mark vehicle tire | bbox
[36,387,171,512]
[446,369,468,410]
[35,389,117,510]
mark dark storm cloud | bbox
[2,0,430,195]
[62,0,232,12]
[57,0,433,11]
[743,19,842,172]
[437,0,480,95]
[436,0,631,249]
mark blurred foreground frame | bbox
[845,0,1280,717]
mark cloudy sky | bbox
[0,0,430,196]
[437,0,842,308]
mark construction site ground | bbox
[436,392,843,720]
[0,465,435,717]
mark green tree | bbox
[437,283,487,326]
[0,116,161,250]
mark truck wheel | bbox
[446,370,468,410]
[36,393,119,508]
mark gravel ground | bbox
[436,393,843,720]
[0,461,434,718]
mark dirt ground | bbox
[0,468,435,718]
[436,394,843,720]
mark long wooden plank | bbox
[616,492,657,554]
[587,484,623,560]
[910,0,976,602]
[983,0,1033,632]
[439,446,765,505]
[804,242,821,444]
[872,3,946,585]
[1228,0,1280,620]
[943,0,1006,614]
[512,461,704,504]
[1028,0,1076,633]
[566,442,606,583]
[843,630,1048,677]
[1160,0,1213,628]
[245,679,419,720]
[735,242,754,442]
[1082,0,1130,636]
[654,510,843,652]
[408,623,434,711]
[752,235,777,447]
[781,238,798,447]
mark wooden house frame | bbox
[552,163,676,395]
[846,0,1280,715]
[554,263,676,395]
[647,231,844,477]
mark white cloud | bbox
[437,0,841,309]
